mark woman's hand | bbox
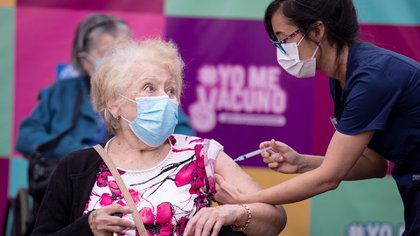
[260,139,303,174]
[183,204,246,236]
[88,205,134,236]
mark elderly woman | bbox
[32,39,286,236]
[17,14,194,235]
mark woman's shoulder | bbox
[58,147,100,175]
[46,77,88,95]
[349,42,419,70]
[171,134,223,149]
[40,77,89,107]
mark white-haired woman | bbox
[32,39,286,236]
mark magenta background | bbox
[17,0,163,12]
[0,158,10,232]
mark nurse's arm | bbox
[237,131,379,205]
[295,146,387,180]
[344,146,388,180]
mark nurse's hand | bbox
[214,174,243,204]
[260,139,303,174]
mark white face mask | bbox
[276,35,320,78]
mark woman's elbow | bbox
[275,205,287,234]
[375,160,389,178]
[321,176,342,192]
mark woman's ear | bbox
[309,20,325,44]
[106,98,120,120]
[78,52,94,76]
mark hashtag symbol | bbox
[197,65,217,86]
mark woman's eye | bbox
[166,87,176,96]
[144,84,155,92]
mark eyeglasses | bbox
[271,29,300,54]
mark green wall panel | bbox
[355,0,420,25]
[166,0,271,19]
[310,177,404,235]
[166,0,420,25]
[0,8,14,157]
[9,158,28,198]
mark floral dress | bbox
[83,134,222,236]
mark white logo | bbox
[189,64,287,133]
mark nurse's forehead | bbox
[271,11,296,37]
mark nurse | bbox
[215,0,420,235]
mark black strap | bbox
[36,85,83,152]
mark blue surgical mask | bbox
[84,53,102,71]
[93,59,101,70]
[120,94,179,147]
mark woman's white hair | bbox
[90,38,185,134]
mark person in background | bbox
[16,14,131,159]
[31,38,287,236]
[214,0,420,235]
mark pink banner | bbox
[17,0,163,13]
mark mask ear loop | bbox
[119,94,136,103]
[120,115,131,123]
[311,43,321,58]
[296,34,306,46]
[118,94,137,123]
[80,52,95,64]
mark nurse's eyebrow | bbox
[275,31,287,37]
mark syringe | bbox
[233,147,272,162]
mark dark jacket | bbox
[32,148,100,235]
[16,77,101,158]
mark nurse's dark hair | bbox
[264,0,359,61]
[71,13,131,75]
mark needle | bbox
[233,147,272,162]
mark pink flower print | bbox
[147,223,174,236]
[168,135,176,146]
[175,144,208,195]
[189,138,205,144]
[156,202,172,224]
[194,195,211,211]
[175,162,195,186]
[140,207,155,225]
[140,202,174,235]
[100,193,113,206]
[98,161,108,171]
[129,188,140,204]
[108,180,122,196]
[175,163,206,195]
[116,199,126,207]
[97,169,112,187]
[175,217,188,235]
